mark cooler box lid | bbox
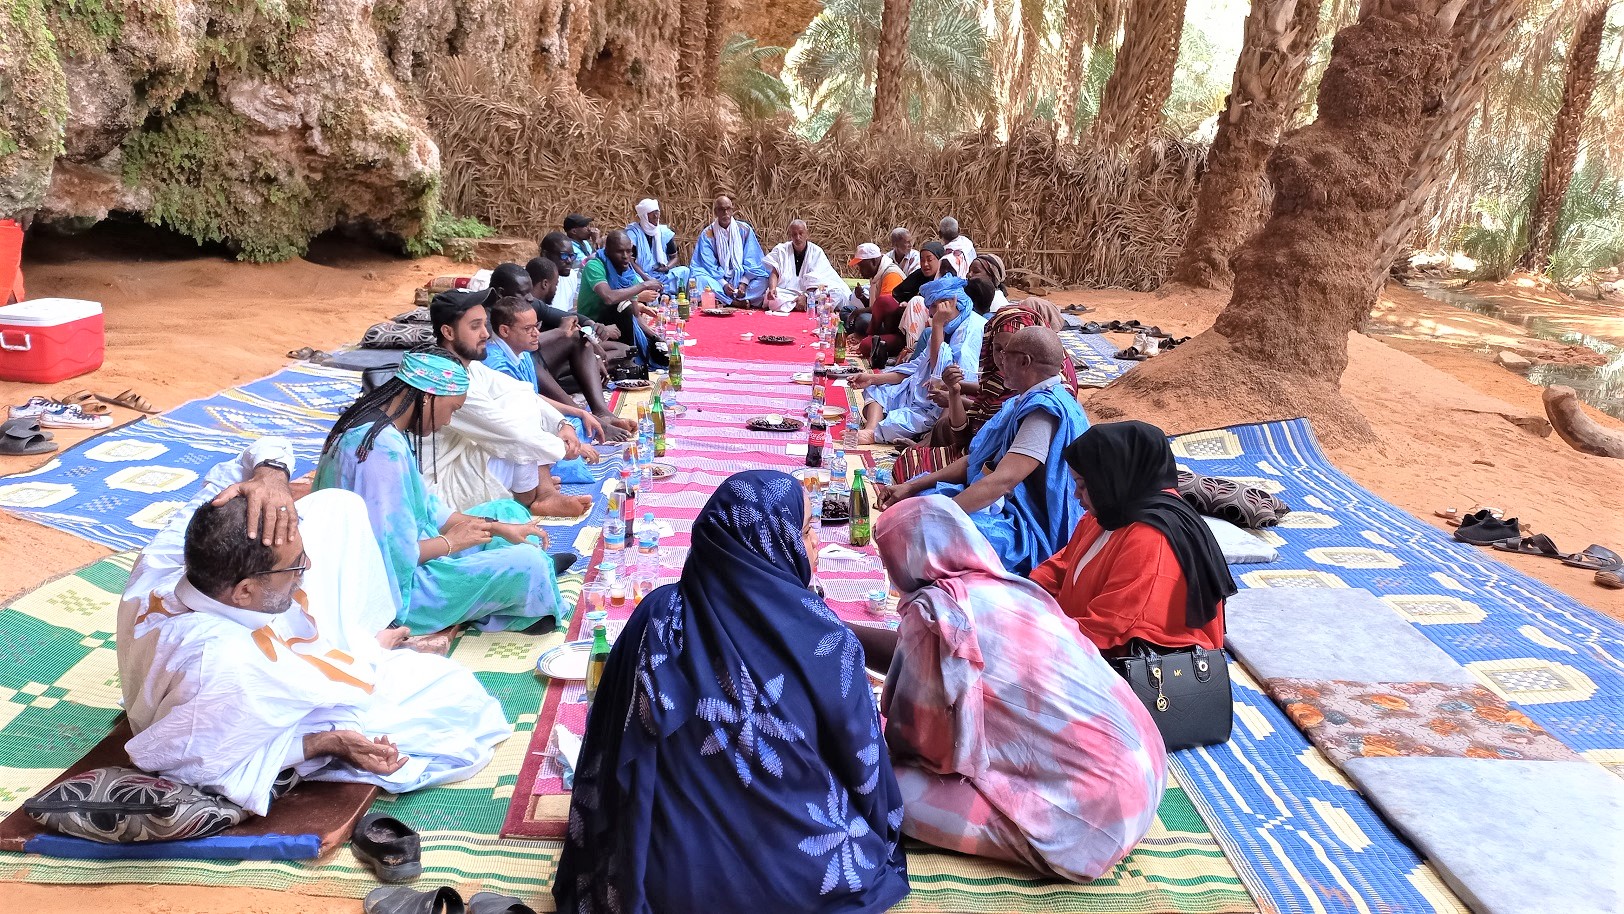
[0,298,103,327]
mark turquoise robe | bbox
[314,423,565,634]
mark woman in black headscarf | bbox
[1028,421,1236,656]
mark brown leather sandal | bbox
[95,389,157,414]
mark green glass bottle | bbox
[586,624,611,703]
[651,384,668,457]
[849,469,872,546]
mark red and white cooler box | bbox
[0,298,106,383]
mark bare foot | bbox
[401,628,457,656]
[532,491,595,518]
[856,428,878,446]
[376,626,409,650]
[598,414,634,442]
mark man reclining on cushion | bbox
[117,439,511,816]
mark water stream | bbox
[1386,282,1624,420]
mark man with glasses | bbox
[116,439,511,817]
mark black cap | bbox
[563,213,593,231]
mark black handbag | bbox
[1108,640,1233,751]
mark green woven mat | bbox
[0,554,1255,913]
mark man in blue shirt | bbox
[485,294,615,445]
[488,264,634,441]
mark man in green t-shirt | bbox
[577,231,663,361]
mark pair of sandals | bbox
[365,887,534,914]
[1495,536,1623,589]
[0,417,57,455]
[1445,509,1622,589]
[52,389,154,415]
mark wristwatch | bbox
[255,458,292,478]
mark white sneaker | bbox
[39,403,113,429]
[8,396,56,419]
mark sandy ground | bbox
[5,232,1624,912]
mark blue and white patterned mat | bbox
[1168,417,1622,914]
[1059,329,1139,387]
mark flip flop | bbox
[1561,545,1622,571]
[1079,321,1106,334]
[289,346,320,360]
[468,892,538,914]
[95,389,157,414]
[0,420,58,456]
[1597,569,1623,589]
[364,886,464,914]
[351,812,423,884]
[1493,534,1567,559]
[1114,347,1148,361]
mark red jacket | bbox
[1030,515,1225,656]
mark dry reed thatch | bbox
[424,61,1205,289]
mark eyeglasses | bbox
[253,550,311,579]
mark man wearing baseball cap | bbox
[846,240,908,367]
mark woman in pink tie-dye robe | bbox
[873,495,1167,882]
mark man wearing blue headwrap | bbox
[851,275,988,444]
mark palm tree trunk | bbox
[1011,0,1046,120]
[679,0,708,98]
[1091,0,1187,148]
[1058,0,1091,140]
[1516,4,1611,273]
[872,0,914,126]
[702,0,729,98]
[1171,0,1322,289]
[1089,0,1528,440]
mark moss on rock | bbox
[121,95,316,260]
[0,0,70,216]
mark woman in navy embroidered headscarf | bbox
[555,470,910,913]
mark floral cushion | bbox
[1265,679,1580,765]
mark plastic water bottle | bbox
[604,488,626,563]
[843,412,859,451]
[637,514,660,579]
[829,447,849,496]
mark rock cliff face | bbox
[0,0,683,258]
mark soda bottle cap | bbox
[643,511,654,522]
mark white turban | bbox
[635,199,660,237]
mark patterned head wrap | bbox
[394,351,469,396]
[963,305,1078,434]
[972,252,1006,287]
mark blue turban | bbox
[919,275,973,346]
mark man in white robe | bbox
[762,219,850,313]
[428,289,595,518]
[939,216,977,277]
[118,439,510,816]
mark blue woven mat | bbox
[0,362,621,556]
[1167,417,1623,914]
[1059,330,1138,386]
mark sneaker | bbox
[39,402,114,429]
[8,396,56,420]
